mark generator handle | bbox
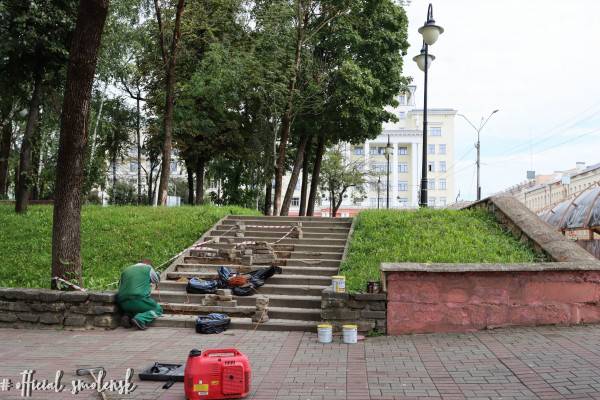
[202,348,242,357]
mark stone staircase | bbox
[152,215,353,331]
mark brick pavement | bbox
[1,325,600,399]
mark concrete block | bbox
[369,302,386,311]
[39,313,64,325]
[37,290,62,303]
[94,315,118,329]
[92,305,117,315]
[60,291,89,303]
[64,314,87,327]
[0,312,17,322]
[216,289,232,296]
[321,309,360,320]
[217,295,233,302]
[30,303,66,312]
[16,313,39,323]
[352,293,386,301]
[89,291,117,303]
[217,300,237,307]
[361,310,386,319]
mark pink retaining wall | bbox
[387,270,600,335]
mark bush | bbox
[108,181,137,205]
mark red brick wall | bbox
[387,270,600,335]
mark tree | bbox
[319,147,366,217]
[51,0,110,288]
[154,0,186,206]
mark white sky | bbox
[403,0,600,200]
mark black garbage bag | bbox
[217,266,233,288]
[249,266,282,282]
[231,286,256,296]
[195,313,231,334]
[186,278,218,294]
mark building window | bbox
[398,146,408,155]
[354,146,364,155]
[428,144,435,155]
[428,179,436,191]
[398,181,408,192]
[398,111,406,119]
[428,197,436,207]
[439,197,447,206]
[291,197,300,207]
[439,179,447,190]
[377,147,386,155]
[371,163,387,173]
[428,161,435,172]
[398,197,409,206]
[399,95,406,105]
[439,144,446,154]
[170,161,178,172]
[398,163,408,173]
[439,161,447,172]
[129,161,138,172]
[429,127,442,136]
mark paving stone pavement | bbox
[2,325,600,399]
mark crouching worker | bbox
[117,260,163,330]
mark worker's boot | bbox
[132,318,147,330]
[120,315,132,328]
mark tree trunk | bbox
[280,133,309,215]
[15,68,43,213]
[136,94,142,204]
[299,135,312,216]
[51,0,109,289]
[264,180,272,215]
[0,119,12,197]
[195,158,204,205]
[307,135,325,216]
[186,161,194,205]
[156,0,186,206]
[148,166,154,205]
[273,4,308,215]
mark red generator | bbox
[184,348,251,400]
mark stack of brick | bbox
[252,296,269,323]
[216,289,237,307]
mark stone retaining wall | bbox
[321,287,386,333]
[467,196,596,262]
[0,288,120,329]
[383,262,600,335]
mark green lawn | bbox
[0,204,259,290]
[340,208,542,292]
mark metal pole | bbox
[476,130,481,200]
[386,138,390,209]
[420,43,429,207]
[377,181,380,209]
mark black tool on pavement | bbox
[138,363,184,382]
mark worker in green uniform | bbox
[117,261,162,330]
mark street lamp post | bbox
[413,3,444,207]
[377,176,381,209]
[385,135,392,209]
[458,110,499,200]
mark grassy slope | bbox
[340,208,542,292]
[0,205,259,290]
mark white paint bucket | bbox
[332,276,346,293]
[317,324,333,343]
[343,324,358,344]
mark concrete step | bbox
[158,281,327,296]
[221,219,351,228]
[203,236,347,246]
[165,272,333,285]
[188,248,341,260]
[199,242,345,253]
[152,291,321,308]
[285,259,341,268]
[175,263,339,276]
[226,215,353,223]
[209,230,349,240]
[216,224,350,234]
[158,303,322,321]
[154,314,318,332]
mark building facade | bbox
[286,86,457,216]
[501,162,600,213]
